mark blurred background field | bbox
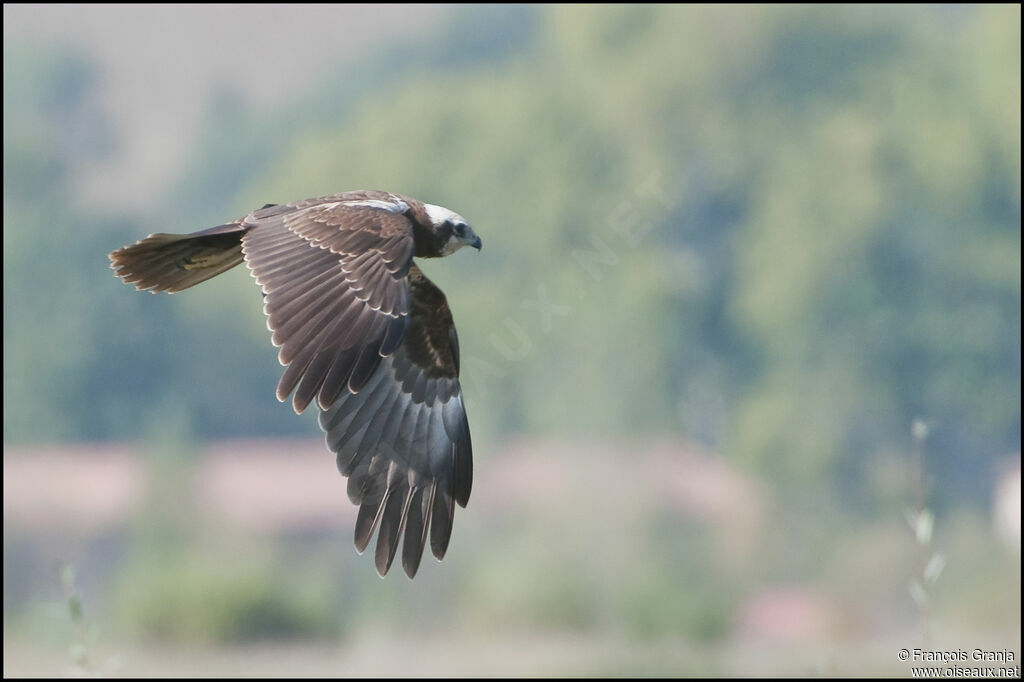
[3,4,1020,677]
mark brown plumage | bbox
[109,190,481,578]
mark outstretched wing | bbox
[240,193,416,413]
[319,265,473,578]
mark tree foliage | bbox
[3,5,1019,506]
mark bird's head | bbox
[424,203,482,256]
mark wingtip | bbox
[374,545,397,577]
[291,391,311,414]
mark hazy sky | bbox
[3,4,449,208]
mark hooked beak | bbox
[460,225,482,251]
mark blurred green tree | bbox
[3,5,1019,510]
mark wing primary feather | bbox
[429,483,455,560]
[453,435,473,507]
[374,473,412,576]
[354,456,391,552]
[402,485,432,578]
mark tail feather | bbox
[109,224,246,293]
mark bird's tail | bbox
[109,223,247,293]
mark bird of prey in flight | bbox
[109,191,480,578]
